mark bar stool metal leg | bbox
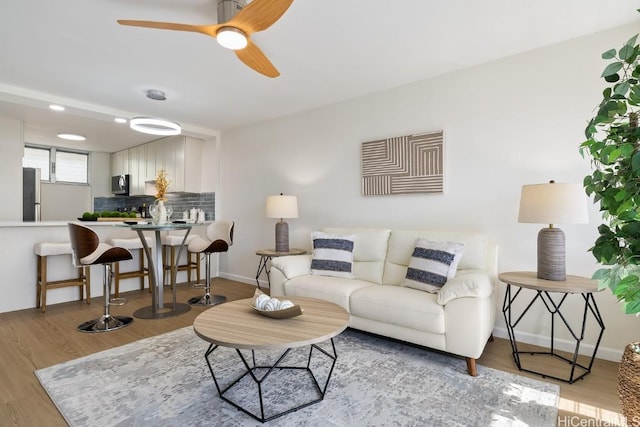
[78,263,134,333]
[188,252,226,306]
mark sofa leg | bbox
[466,358,477,376]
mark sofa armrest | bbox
[270,255,312,279]
[269,255,312,297]
[436,270,493,305]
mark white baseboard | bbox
[492,327,622,362]
[219,272,265,288]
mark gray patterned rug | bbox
[35,327,559,426]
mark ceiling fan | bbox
[118,0,293,78]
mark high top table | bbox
[193,296,349,422]
[118,222,197,319]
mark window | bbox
[56,151,88,183]
[23,146,50,180]
[23,145,89,184]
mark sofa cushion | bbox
[383,230,487,285]
[403,239,465,293]
[310,232,355,278]
[324,227,391,284]
[283,275,372,312]
[350,285,445,334]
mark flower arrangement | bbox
[155,169,170,201]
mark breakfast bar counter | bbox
[0,221,206,314]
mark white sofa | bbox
[269,227,498,376]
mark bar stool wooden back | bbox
[187,221,234,306]
[34,242,90,313]
[68,223,134,333]
[107,236,151,298]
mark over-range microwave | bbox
[111,174,130,196]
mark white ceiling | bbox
[1,0,639,153]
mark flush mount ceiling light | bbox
[114,117,127,124]
[146,89,167,101]
[129,117,181,136]
[49,104,65,111]
[57,133,86,141]
[216,26,248,50]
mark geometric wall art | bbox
[361,130,444,195]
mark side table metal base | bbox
[204,339,338,423]
[502,284,605,384]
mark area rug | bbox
[35,327,559,426]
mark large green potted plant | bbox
[580,21,640,422]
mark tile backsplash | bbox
[94,192,215,221]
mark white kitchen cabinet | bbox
[110,149,129,176]
[162,135,202,193]
[144,143,156,182]
[128,145,145,195]
[115,136,202,195]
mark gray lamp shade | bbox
[518,181,588,281]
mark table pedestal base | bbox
[133,302,191,319]
[188,294,226,306]
[204,339,338,423]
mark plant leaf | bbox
[615,81,631,97]
[602,62,624,78]
[632,151,640,173]
[602,48,617,59]
[620,44,636,62]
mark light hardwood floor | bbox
[0,279,625,426]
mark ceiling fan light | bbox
[129,117,181,136]
[217,27,247,50]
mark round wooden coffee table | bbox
[193,296,349,422]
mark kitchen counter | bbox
[0,221,207,314]
[0,221,143,227]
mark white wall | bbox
[0,118,23,220]
[218,23,640,360]
[40,183,92,220]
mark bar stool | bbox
[68,223,134,333]
[107,236,151,298]
[34,242,90,313]
[187,221,234,306]
[162,232,201,288]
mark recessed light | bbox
[130,117,181,136]
[57,133,86,141]
[49,104,65,111]
[114,117,127,124]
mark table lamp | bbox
[518,181,588,281]
[266,193,298,252]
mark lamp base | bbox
[537,227,566,281]
[275,221,289,252]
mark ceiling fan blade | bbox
[117,20,222,38]
[229,0,294,34]
[235,40,280,78]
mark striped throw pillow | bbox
[310,232,356,278]
[403,239,465,293]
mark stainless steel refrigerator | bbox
[23,167,41,222]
